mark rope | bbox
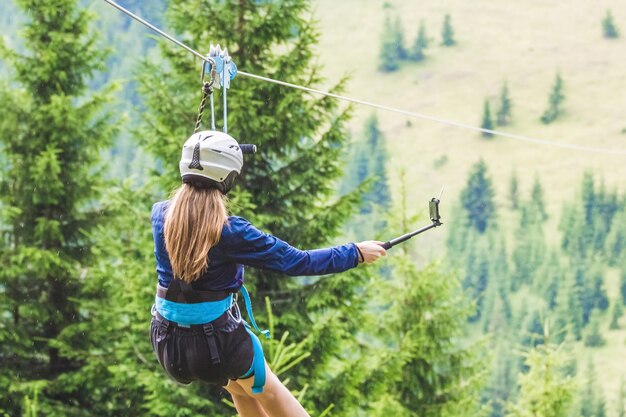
[102,0,626,156]
[193,81,214,133]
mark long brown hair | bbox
[164,184,228,283]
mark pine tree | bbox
[379,15,401,71]
[339,114,390,240]
[604,204,626,266]
[610,297,624,330]
[496,81,513,126]
[409,20,428,62]
[366,261,486,417]
[460,159,496,233]
[441,14,456,46]
[538,252,563,310]
[602,10,619,38]
[361,113,391,215]
[511,203,546,290]
[0,0,117,414]
[485,341,518,417]
[509,170,520,210]
[481,98,494,138]
[464,236,491,321]
[583,309,606,347]
[621,262,626,304]
[393,16,408,60]
[482,238,512,332]
[560,172,614,260]
[579,357,607,417]
[506,343,575,417]
[540,73,565,124]
[553,273,583,342]
[582,172,596,226]
[520,309,544,347]
[530,175,548,221]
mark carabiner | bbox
[201,56,217,86]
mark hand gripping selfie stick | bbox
[381,188,444,250]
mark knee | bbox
[225,380,249,398]
[254,386,278,402]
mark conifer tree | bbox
[0,0,117,414]
[540,73,565,124]
[520,309,544,347]
[582,172,596,226]
[511,203,546,290]
[366,261,486,417]
[602,10,619,38]
[464,236,491,321]
[379,15,401,71]
[460,159,496,233]
[506,343,575,417]
[579,357,607,417]
[481,98,495,138]
[482,238,512,332]
[570,260,609,325]
[610,297,624,330]
[537,252,563,309]
[583,309,606,347]
[553,273,583,342]
[621,263,626,304]
[445,202,473,264]
[509,170,520,210]
[485,342,518,417]
[409,20,428,62]
[530,175,548,221]
[482,283,506,334]
[441,14,456,46]
[496,81,513,126]
[559,172,619,260]
[605,206,626,266]
[393,16,408,60]
[361,113,391,215]
[340,114,390,240]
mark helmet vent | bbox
[188,142,204,170]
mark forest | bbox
[1,0,626,416]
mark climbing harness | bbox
[193,44,238,134]
[155,280,271,394]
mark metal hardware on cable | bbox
[194,45,237,134]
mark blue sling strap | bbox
[239,285,270,394]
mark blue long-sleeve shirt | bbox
[151,201,360,291]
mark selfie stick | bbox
[381,188,444,250]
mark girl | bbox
[150,130,386,417]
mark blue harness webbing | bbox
[155,284,270,394]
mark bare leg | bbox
[225,380,270,417]
[235,364,310,417]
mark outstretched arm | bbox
[223,217,385,275]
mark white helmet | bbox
[179,130,243,194]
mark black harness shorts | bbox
[150,306,254,386]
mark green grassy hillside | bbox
[312,1,626,413]
[314,0,626,227]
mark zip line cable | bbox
[102,0,626,156]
